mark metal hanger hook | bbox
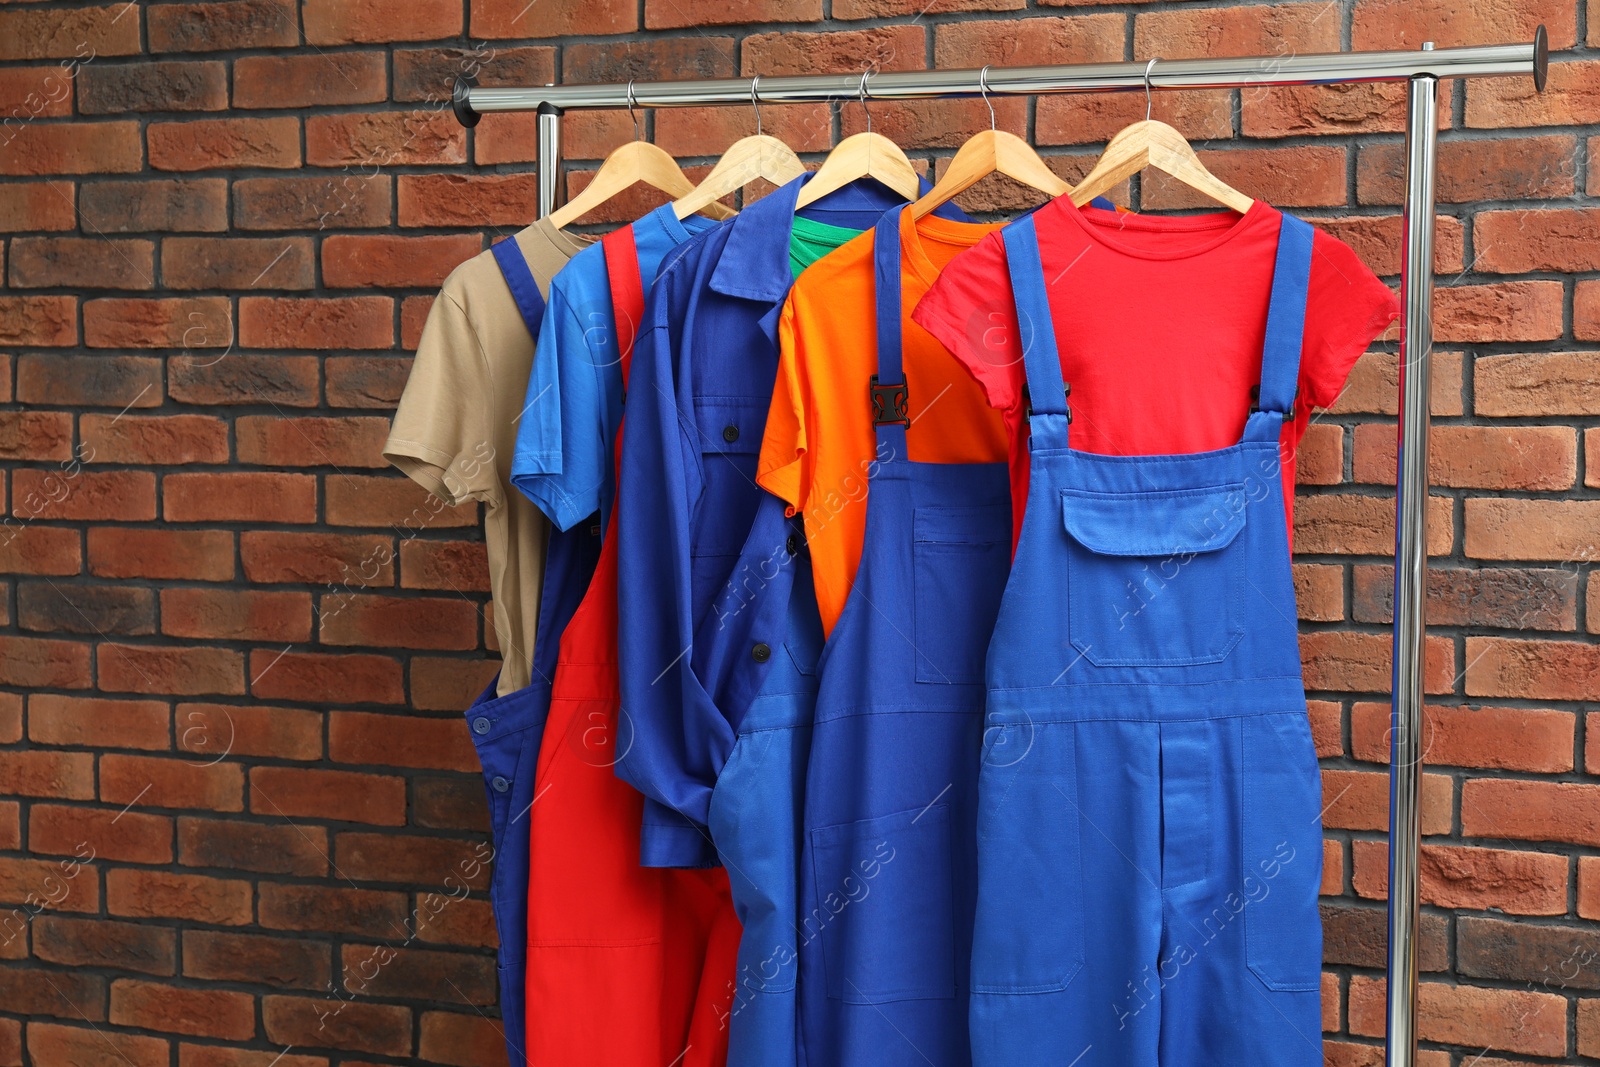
[978,64,995,130]
[750,75,763,137]
[858,68,874,133]
[626,78,640,140]
[1143,57,1159,122]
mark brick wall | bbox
[0,0,1594,1064]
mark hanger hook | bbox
[978,64,995,131]
[1142,57,1159,122]
[750,75,763,137]
[858,68,873,134]
[626,78,640,140]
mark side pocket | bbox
[1241,713,1325,992]
[970,722,1085,994]
[912,504,1011,685]
[809,804,956,1004]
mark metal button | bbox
[752,643,771,663]
[472,716,491,735]
[722,424,740,443]
[491,775,510,793]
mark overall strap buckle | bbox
[869,375,910,426]
[1023,381,1071,423]
[1249,384,1296,421]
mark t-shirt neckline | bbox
[900,206,999,293]
[1054,198,1270,263]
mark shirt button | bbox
[752,643,771,663]
[722,424,740,443]
[786,533,800,556]
[472,717,491,735]
[491,775,510,793]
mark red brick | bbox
[401,295,432,350]
[418,1009,506,1064]
[1367,135,1578,205]
[412,894,496,949]
[341,944,493,1005]
[319,594,478,651]
[184,930,331,990]
[1353,701,1576,774]
[99,643,246,698]
[399,540,490,593]
[839,0,1019,12]
[0,121,142,176]
[1464,777,1600,847]
[8,236,154,289]
[257,882,409,937]
[177,702,323,762]
[1579,856,1600,919]
[1435,282,1564,343]
[234,174,392,231]
[1294,493,1453,557]
[1352,0,1575,50]
[1465,636,1600,701]
[0,67,75,120]
[0,854,99,911]
[0,5,140,59]
[1586,997,1600,1057]
[742,25,921,77]
[0,749,93,800]
[178,816,327,876]
[655,103,836,159]
[329,711,478,772]
[1353,424,1576,490]
[1039,89,1233,149]
[1466,499,1600,561]
[19,355,164,410]
[322,234,481,290]
[0,635,91,689]
[164,472,316,524]
[250,766,405,826]
[1293,563,1343,622]
[0,695,17,745]
[394,45,555,105]
[0,180,76,233]
[162,236,314,290]
[102,753,244,812]
[0,295,76,345]
[0,411,71,461]
[1468,61,1600,127]
[414,777,489,833]
[89,528,234,582]
[239,296,393,350]
[1320,769,1454,835]
[1146,146,1348,209]
[1320,839,1344,896]
[161,588,312,642]
[1322,347,1463,418]
[470,0,634,36]
[0,526,80,577]
[646,0,818,27]
[409,656,500,712]
[25,1024,166,1067]
[29,804,172,865]
[234,52,387,108]
[33,915,176,977]
[335,833,490,889]
[79,60,228,114]
[397,173,539,227]
[80,414,227,465]
[107,868,251,924]
[167,354,321,408]
[303,0,461,43]
[325,475,477,529]
[83,296,231,349]
[935,15,1122,70]
[1473,207,1600,272]
[1302,630,1455,695]
[11,469,155,522]
[305,111,464,168]
[28,694,169,750]
[1320,216,1466,278]
[111,979,254,1040]
[240,531,395,586]
[148,0,298,52]
[149,116,300,171]
[1243,81,1434,138]
[1479,352,1600,417]
[249,650,405,705]
[262,995,411,1057]
[1353,564,1578,631]
[1293,422,1343,487]
[80,178,228,233]
[1137,2,1339,58]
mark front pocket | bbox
[1062,484,1247,668]
[970,722,1085,993]
[809,804,956,1004]
[1241,713,1325,992]
[912,504,1011,685]
[693,396,766,558]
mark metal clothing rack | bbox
[452,33,1550,1067]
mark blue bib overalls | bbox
[969,211,1324,1067]
[796,210,1012,1067]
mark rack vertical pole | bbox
[537,104,563,218]
[1386,65,1439,1067]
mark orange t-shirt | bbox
[757,207,1009,636]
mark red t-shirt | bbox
[912,199,1400,547]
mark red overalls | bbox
[524,225,740,1066]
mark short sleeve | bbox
[756,296,808,513]
[1298,229,1401,411]
[385,291,498,508]
[910,233,1025,415]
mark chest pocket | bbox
[912,503,1012,685]
[691,397,767,559]
[1061,484,1246,668]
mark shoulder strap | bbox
[1257,212,1314,417]
[601,225,647,387]
[490,236,549,338]
[1000,214,1070,419]
[868,210,911,449]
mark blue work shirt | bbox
[614,174,971,867]
[510,203,717,533]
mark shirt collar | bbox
[706,172,810,304]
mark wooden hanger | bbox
[547,81,734,230]
[673,77,805,220]
[1070,59,1254,214]
[910,66,1071,219]
[794,70,921,209]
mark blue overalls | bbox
[461,236,601,1067]
[970,211,1324,1067]
[797,211,1012,1067]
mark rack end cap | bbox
[1533,24,1549,91]
[453,76,480,128]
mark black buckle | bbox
[1249,384,1296,420]
[869,375,910,426]
[1022,382,1070,423]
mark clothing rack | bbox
[451,34,1550,1067]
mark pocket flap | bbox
[914,503,1010,545]
[1061,484,1246,557]
[693,396,767,455]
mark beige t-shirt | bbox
[385,217,593,697]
